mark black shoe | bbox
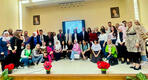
[127,62,130,65]
[134,66,141,70]
[130,66,135,69]
[121,61,125,64]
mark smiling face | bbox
[26,44,30,49]
[36,44,40,49]
[107,39,112,45]
[127,21,132,28]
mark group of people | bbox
[0,20,148,72]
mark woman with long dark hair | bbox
[61,41,68,58]
[108,26,118,44]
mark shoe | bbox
[71,59,74,61]
[127,62,130,65]
[134,65,141,70]
[24,66,28,69]
[130,66,135,69]
[121,61,125,64]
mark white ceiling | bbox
[21,0,97,8]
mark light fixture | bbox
[21,0,29,4]
[32,0,48,3]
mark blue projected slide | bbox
[62,20,85,34]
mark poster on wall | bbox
[110,7,120,18]
[33,15,40,25]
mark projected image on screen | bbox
[63,20,85,34]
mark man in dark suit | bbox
[79,27,89,42]
[37,29,47,45]
[72,29,79,43]
[57,29,65,44]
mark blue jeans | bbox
[71,51,79,60]
[32,54,43,64]
[141,55,148,61]
[21,58,32,66]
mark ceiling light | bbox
[32,0,48,3]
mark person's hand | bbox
[12,50,16,53]
[21,43,25,46]
[103,43,105,47]
[50,52,53,54]
[28,57,31,59]
[95,54,98,57]
[146,32,148,35]
[1,52,4,55]
[136,43,139,48]
[20,36,24,40]
[7,44,10,47]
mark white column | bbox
[133,0,140,20]
[19,1,23,29]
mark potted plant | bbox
[4,63,14,74]
[97,61,110,74]
[126,72,148,80]
[43,61,52,74]
[0,69,13,80]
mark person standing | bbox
[10,31,23,68]
[79,27,89,42]
[125,21,141,70]
[65,29,72,43]
[72,29,79,43]
[57,29,65,44]
[134,20,148,64]
[37,29,47,44]
[23,31,30,43]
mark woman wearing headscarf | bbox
[54,40,62,61]
[70,40,81,61]
[25,32,41,50]
[134,20,148,64]
[0,30,11,71]
[125,21,141,70]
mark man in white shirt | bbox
[65,29,72,43]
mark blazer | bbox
[37,35,47,43]
[57,33,65,42]
[79,31,89,42]
[72,33,80,43]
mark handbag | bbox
[74,54,80,59]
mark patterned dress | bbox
[125,26,140,53]
[134,25,147,55]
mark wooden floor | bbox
[9,74,148,80]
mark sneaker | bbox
[87,58,90,61]
[71,59,74,61]
[24,66,28,69]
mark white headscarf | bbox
[33,32,37,37]
[54,40,61,50]
[2,31,10,42]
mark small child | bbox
[105,39,118,66]
[46,42,54,62]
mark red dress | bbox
[89,33,98,42]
